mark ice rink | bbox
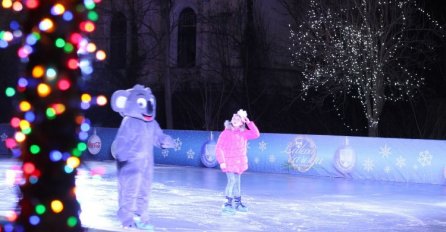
[1,158,446,231]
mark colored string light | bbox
[2,0,12,8]
[49,150,63,162]
[12,1,23,11]
[96,95,107,106]
[32,65,45,78]
[19,101,31,112]
[58,78,71,90]
[5,87,15,97]
[67,216,78,227]
[46,68,57,79]
[63,11,74,21]
[29,215,40,225]
[38,18,55,32]
[51,4,66,15]
[35,204,46,215]
[23,162,35,174]
[95,50,106,61]
[50,200,64,213]
[64,43,75,53]
[25,0,39,9]
[6,211,18,222]
[37,83,51,97]
[14,131,25,143]
[10,117,20,128]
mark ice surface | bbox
[1,159,446,231]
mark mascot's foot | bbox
[122,222,154,231]
[135,221,154,231]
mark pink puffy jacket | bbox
[215,121,260,174]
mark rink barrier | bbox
[1,123,446,185]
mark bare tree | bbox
[287,0,444,136]
[88,0,177,127]
[169,1,274,131]
[171,2,246,130]
[88,1,277,131]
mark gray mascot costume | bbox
[111,84,174,230]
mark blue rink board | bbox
[1,123,446,185]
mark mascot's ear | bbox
[111,90,130,113]
[145,87,152,95]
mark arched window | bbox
[110,13,127,69]
[177,8,196,68]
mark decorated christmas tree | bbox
[1,0,105,231]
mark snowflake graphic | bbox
[173,138,182,151]
[254,157,260,164]
[258,141,267,152]
[0,132,7,142]
[384,166,391,174]
[417,150,432,167]
[161,149,169,158]
[187,149,195,159]
[379,144,392,158]
[362,158,374,172]
[268,154,276,163]
[395,156,406,168]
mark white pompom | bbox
[237,109,247,119]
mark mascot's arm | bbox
[114,118,139,161]
[153,120,175,149]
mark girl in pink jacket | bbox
[215,109,260,214]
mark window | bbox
[177,8,196,68]
[110,13,127,69]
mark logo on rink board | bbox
[87,129,102,155]
[333,137,356,173]
[201,132,218,168]
[286,135,317,173]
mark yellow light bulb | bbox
[19,101,31,112]
[51,200,63,213]
[67,157,80,168]
[81,93,92,103]
[32,65,45,78]
[37,83,51,97]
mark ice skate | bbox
[135,221,154,231]
[221,196,236,215]
[222,203,236,215]
[234,196,248,212]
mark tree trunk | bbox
[368,74,385,137]
[161,0,173,128]
[126,1,140,88]
[243,0,255,109]
[368,123,379,137]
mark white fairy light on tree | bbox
[289,0,444,136]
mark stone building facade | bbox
[91,0,294,89]
[88,0,298,130]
